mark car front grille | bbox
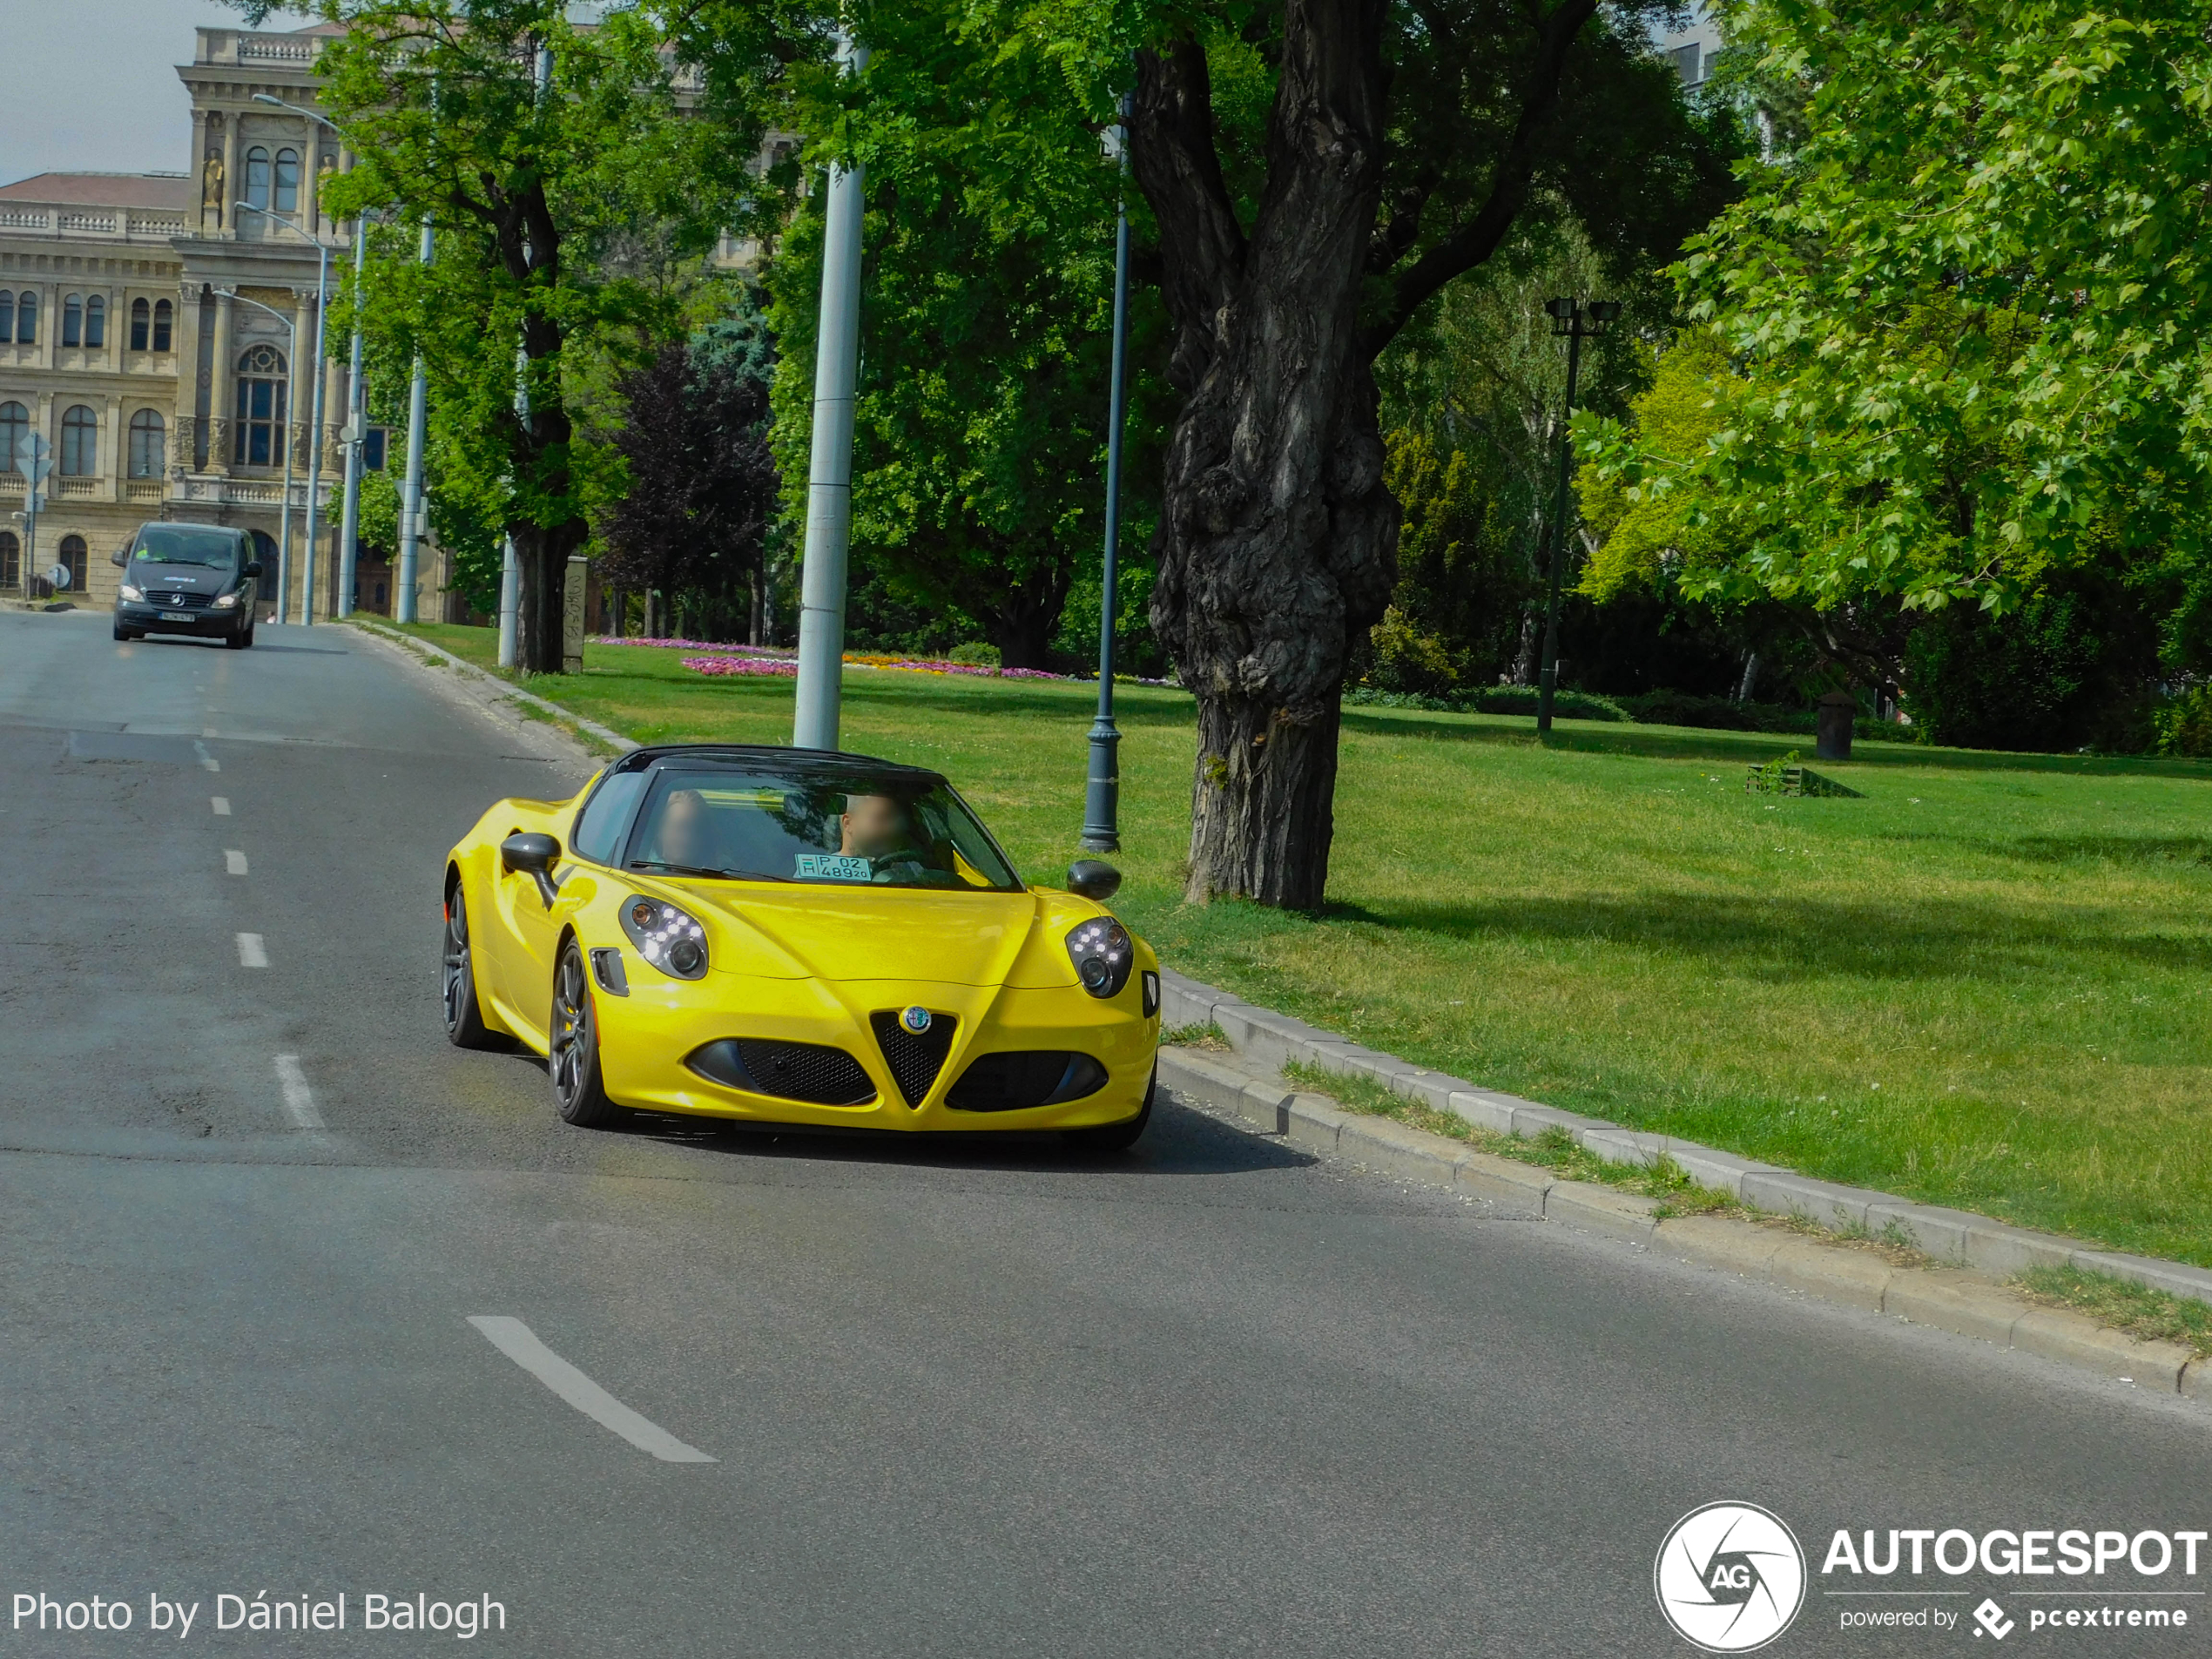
[685,1037,875,1106]
[945,1050,1109,1113]
[146,590,212,609]
[869,1010,958,1107]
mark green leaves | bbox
[1621,0,2212,625]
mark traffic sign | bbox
[14,430,51,484]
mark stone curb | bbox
[1157,1046,2209,1399]
[344,617,639,759]
[1161,968,2212,1312]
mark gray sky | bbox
[2,1,253,186]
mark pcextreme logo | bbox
[1656,1501,1809,1653]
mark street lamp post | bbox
[238,201,332,625]
[217,287,300,623]
[252,93,364,622]
[1534,296,1619,738]
[1081,92,1136,853]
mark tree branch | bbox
[1365,0,1598,357]
[1128,35,1247,395]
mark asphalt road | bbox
[3,607,2209,1657]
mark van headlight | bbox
[118,583,143,602]
[1065,918,1133,999]
[213,591,240,609]
[621,894,709,980]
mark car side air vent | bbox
[946,1051,1109,1113]
[869,1010,958,1108]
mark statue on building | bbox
[200,149,225,228]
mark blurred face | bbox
[658,789,710,867]
[840,793,905,860]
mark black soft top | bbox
[610,744,948,789]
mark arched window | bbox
[62,294,82,348]
[84,294,105,348]
[233,343,287,467]
[131,298,150,352]
[15,292,35,344]
[273,149,300,213]
[58,534,86,593]
[245,146,272,212]
[128,409,165,478]
[153,298,172,352]
[59,406,97,476]
[0,402,24,471]
[0,293,12,344]
[0,531,17,590]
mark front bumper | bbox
[118,602,242,637]
[592,969,1158,1131]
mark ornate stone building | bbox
[0,23,425,618]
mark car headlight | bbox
[118,583,143,602]
[213,591,240,609]
[1065,917,1134,999]
[620,894,709,980]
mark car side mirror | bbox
[110,549,128,566]
[242,561,263,579]
[1067,859,1122,902]
[502,832,563,907]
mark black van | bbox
[111,523,262,648]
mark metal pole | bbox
[1080,98,1133,853]
[300,238,329,624]
[501,41,549,671]
[792,34,868,753]
[396,216,432,624]
[278,341,295,623]
[1536,321,1585,738]
[337,219,366,617]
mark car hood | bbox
[695,884,1047,987]
[130,560,236,594]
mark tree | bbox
[1584,0,2212,650]
[764,0,1170,669]
[301,0,766,670]
[600,336,779,643]
[1117,3,1741,907]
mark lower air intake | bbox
[946,1051,1109,1113]
[870,1010,958,1107]
[687,1038,875,1106]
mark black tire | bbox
[550,937,624,1128]
[441,883,500,1050]
[1063,1064,1155,1153]
[242,618,256,648]
[224,622,248,651]
[112,619,138,642]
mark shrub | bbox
[946,641,1001,668]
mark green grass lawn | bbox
[381,620,2212,1265]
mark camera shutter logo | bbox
[1654,1501,1807,1653]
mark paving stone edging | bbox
[1157,968,2212,1312]
[1155,1040,2212,1399]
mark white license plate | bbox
[160,610,194,622]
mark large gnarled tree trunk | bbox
[1131,8,1397,910]
[1130,0,1601,909]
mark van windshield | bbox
[132,525,238,567]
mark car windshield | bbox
[133,525,237,567]
[623,765,1022,892]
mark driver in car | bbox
[653,788,718,871]
[840,792,943,884]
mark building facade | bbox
[0,24,433,620]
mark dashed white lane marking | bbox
[201,726,218,738]
[225,849,248,875]
[272,1055,326,1130]
[236,932,267,968]
[466,1317,718,1464]
[212,796,231,815]
[194,741,219,773]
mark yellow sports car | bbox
[440,744,1160,1148]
